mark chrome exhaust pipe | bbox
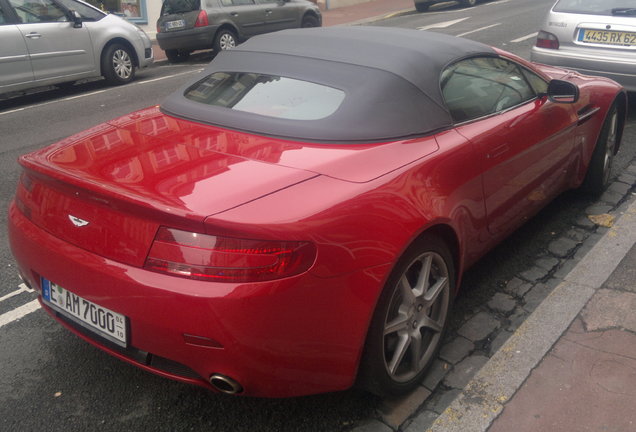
[209,373,243,395]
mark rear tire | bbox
[358,234,454,397]
[165,49,191,63]
[213,28,237,52]
[101,43,135,85]
[581,103,619,195]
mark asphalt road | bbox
[1,0,635,430]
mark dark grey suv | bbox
[157,0,322,63]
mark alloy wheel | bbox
[383,251,450,382]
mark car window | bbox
[441,57,536,123]
[232,0,255,5]
[0,3,7,24]
[161,0,200,14]
[554,0,636,16]
[56,0,104,21]
[521,68,549,95]
[184,72,345,120]
[10,0,68,23]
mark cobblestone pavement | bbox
[354,159,636,432]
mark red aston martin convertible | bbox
[9,27,626,398]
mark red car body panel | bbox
[8,41,626,397]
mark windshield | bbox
[161,0,200,14]
[554,0,636,16]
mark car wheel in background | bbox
[301,14,319,28]
[165,49,191,63]
[102,43,135,85]
[214,29,237,52]
[462,0,477,6]
[359,234,454,397]
[581,102,619,195]
[415,3,430,12]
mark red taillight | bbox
[144,227,316,283]
[536,30,559,49]
[195,10,209,27]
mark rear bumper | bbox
[156,26,220,52]
[531,46,636,91]
[8,202,379,397]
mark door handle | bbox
[265,9,273,14]
[25,32,42,39]
[230,12,238,16]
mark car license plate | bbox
[578,29,636,46]
[41,278,127,347]
[165,19,186,30]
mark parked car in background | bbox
[532,0,636,91]
[156,0,322,63]
[0,0,153,95]
[414,0,478,13]
[9,27,625,398]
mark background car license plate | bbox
[578,29,636,46]
[165,19,186,30]
[41,278,127,347]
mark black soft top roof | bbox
[161,26,496,142]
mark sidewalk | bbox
[151,0,414,62]
[427,194,636,432]
[489,236,636,431]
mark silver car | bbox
[532,0,636,91]
[156,0,322,63]
[0,0,153,95]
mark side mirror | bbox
[68,10,82,28]
[546,79,579,104]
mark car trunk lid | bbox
[158,0,201,32]
[16,111,317,267]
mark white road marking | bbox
[457,23,501,37]
[511,32,539,43]
[418,17,470,30]
[0,69,203,117]
[0,299,40,328]
[0,284,33,303]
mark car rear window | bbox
[554,0,636,16]
[184,72,346,121]
[161,0,200,14]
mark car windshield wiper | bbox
[612,8,636,16]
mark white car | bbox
[0,0,153,95]
[532,0,636,91]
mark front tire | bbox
[359,234,455,397]
[101,43,135,85]
[301,14,319,28]
[581,103,619,195]
[214,28,237,52]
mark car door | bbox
[256,0,298,32]
[10,0,95,81]
[441,56,578,237]
[0,0,34,89]
[220,0,268,37]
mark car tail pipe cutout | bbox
[209,374,243,395]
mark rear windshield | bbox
[554,0,636,16]
[161,0,200,14]
[184,72,346,121]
